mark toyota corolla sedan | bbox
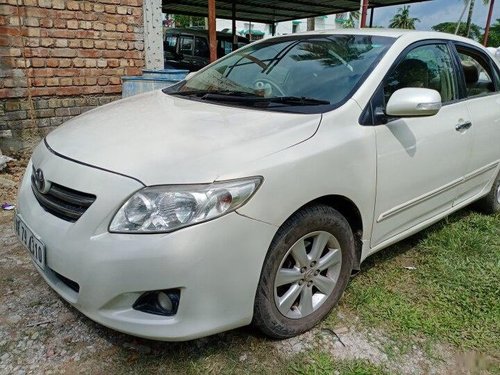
[15,30,500,341]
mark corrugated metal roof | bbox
[162,0,432,24]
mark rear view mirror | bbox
[386,88,442,117]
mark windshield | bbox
[165,34,394,113]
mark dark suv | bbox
[164,28,249,71]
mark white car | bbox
[15,30,500,341]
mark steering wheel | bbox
[253,79,286,97]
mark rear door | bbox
[371,41,472,247]
[452,43,500,205]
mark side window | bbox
[194,37,209,58]
[164,34,178,58]
[384,44,458,104]
[457,48,497,97]
[179,35,194,56]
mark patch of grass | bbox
[343,211,500,354]
[288,351,390,375]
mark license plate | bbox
[14,214,46,270]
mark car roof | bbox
[267,28,485,49]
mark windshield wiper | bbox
[200,94,330,106]
[173,90,330,106]
[172,90,259,98]
[264,96,330,106]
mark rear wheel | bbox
[476,171,500,214]
[253,205,354,339]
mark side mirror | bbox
[386,88,442,117]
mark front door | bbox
[371,42,472,247]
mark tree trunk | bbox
[465,0,476,37]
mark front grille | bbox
[31,174,96,222]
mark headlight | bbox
[109,177,263,233]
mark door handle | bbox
[455,121,472,131]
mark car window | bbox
[384,44,458,104]
[180,36,194,56]
[457,48,497,97]
[164,34,178,59]
[195,37,209,58]
[174,35,394,109]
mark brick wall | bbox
[0,0,145,151]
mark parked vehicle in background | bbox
[164,28,249,71]
[16,29,500,342]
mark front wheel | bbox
[476,171,500,214]
[253,205,354,339]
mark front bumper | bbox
[16,143,277,340]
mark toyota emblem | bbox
[34,168,50,193]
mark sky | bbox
[371,0,499,30]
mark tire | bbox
[253,205,354,339]
[475,171,500,214]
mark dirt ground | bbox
[0,155,496,374]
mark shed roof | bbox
[163,0,431,24]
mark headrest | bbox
[462,62,479,85]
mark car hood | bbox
[45,90,322,185]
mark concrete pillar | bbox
[143,0,163,70]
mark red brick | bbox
[104,5,116,13]
[60,77,72,85]
[73,58,85,67]
[68,39,80,48]
[24,17,40,27]
[31,58,45,67]
[73,77,85,86]
[67,20,78,29]
[25,7,48,18]
[39,19,53,27]
[46,58,59,67]
[54,19,67,28]
[117,41,128,50]
[40,37,54,47]
[94,3,104,12]
[0,26,21,37]
[55,39,68,48]
[46,78,59,86]
[52,0,65,10]
[59,59,71,68]
[85,59,96,68]
[0,5,17,16]
[82,39,94,49]
[103,85,122,94]
[49,29,75,39]
[109,76,120,85]
[32,68,54,77]
[94,40,106,49]
[32,77,45,86]
[52,48,76,58]
[97,77,109,85]
[107,58,120,67]
[38,0,52,9]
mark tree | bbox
[432,22,483,41]
[389,6,420,30]
[171,15,205,28]
[342,11,359,28]
[485,18,500,46]
[464,0,489,38]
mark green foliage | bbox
[343,211,500,353]
[288,352,389,375]
[389,6,420,30]
[432,22,483,41]
[172,14,205,28]
[486,18,500,47]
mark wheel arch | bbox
[284,194,364,273]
